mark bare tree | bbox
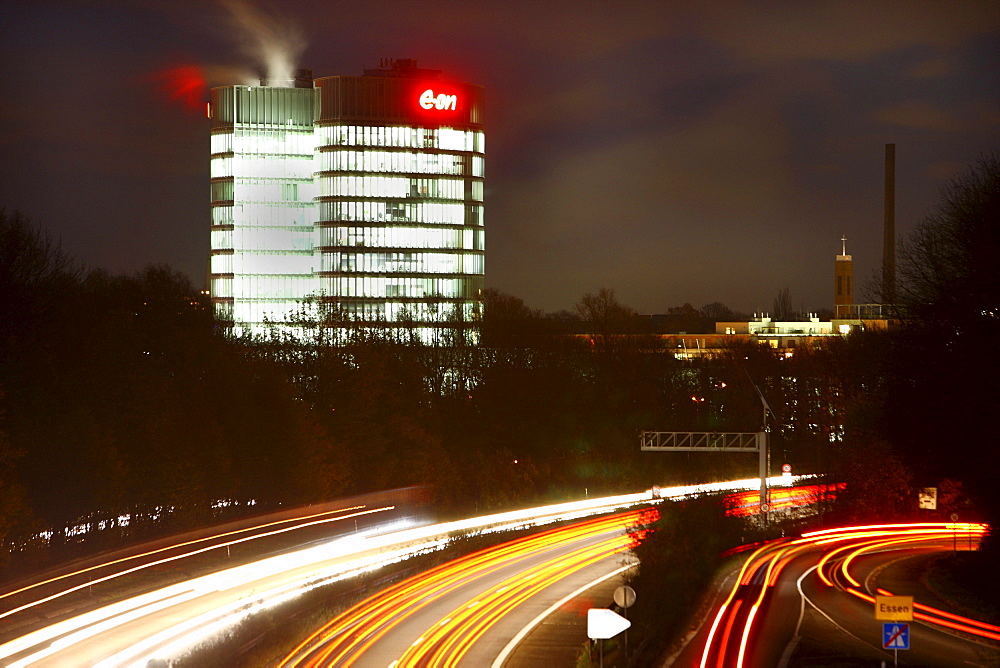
[0,209,80,288]
[701,301,740,322]
[896,152,1000,323]
[0,209,82,346]
[771,287,793,320]
[479,288,548,347]
[887,152,1000,555]
[575,288,638,338]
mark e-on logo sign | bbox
[419,89,457,111]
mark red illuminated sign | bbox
[419,88,458,111]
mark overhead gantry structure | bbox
[639,431,769,516]
[641,376,776,517]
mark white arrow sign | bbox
[587,608,631,640]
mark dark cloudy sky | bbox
[2,1,998,314]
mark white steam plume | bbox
[219,0,306,86]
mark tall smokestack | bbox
[882,143,896,304]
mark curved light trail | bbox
[280,509,652,667]
[0,476,805,666]
[698,522,992,667]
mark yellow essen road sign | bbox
[875,595,914,621]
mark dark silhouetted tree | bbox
[0,209,81,357]
[896,152,1000,324]
[772,287,793,320]
[575,288,637,337]
[657,303,711,333]
[479,288,553,348]
[700,301,746,323]
[885,153,1000,547]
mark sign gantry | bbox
[640,431,770,515]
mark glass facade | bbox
[313,72,485,341]
[209,64,485,342]
[209,85,317,334]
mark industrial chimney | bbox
[882,144,896,304]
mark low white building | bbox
[717,315,835,352]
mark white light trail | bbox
[1,477,805,666]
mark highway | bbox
[0,499,406,632]
[0,476,801,666]
[0,488,668,666]
[280,509,652,667]
[684,522,999,667]
[0,500,421,667]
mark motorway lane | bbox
[675,523,998,667]
[2,513,426,667]
[281,510,649,667]
[795,543,1000,666]
[1,479,807,666]
[2,491,662,667]
[0,491,424,642]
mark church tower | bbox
[835,235,853,317]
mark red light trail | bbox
[698,522,991,667]
[280,508,654,667]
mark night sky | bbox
[2,1,998,315]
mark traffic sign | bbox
[875,595,913,621]
[587,608,630,640]
[614,585,636,609]
[883,622,910,650]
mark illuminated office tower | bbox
[209,61,485,342]
[312,60,485,342]
[209,71,318,334]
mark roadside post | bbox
[882,622,910,666]
[613,585,636,661]
[876,595,913,667]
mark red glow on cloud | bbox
[152,65,208,112]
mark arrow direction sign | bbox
[588,608,631,640]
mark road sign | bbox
[883,622,910,649]
[587,608,631,639]
[918,487,937,509]
[875,595,913,621]
[614,585,636,609]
